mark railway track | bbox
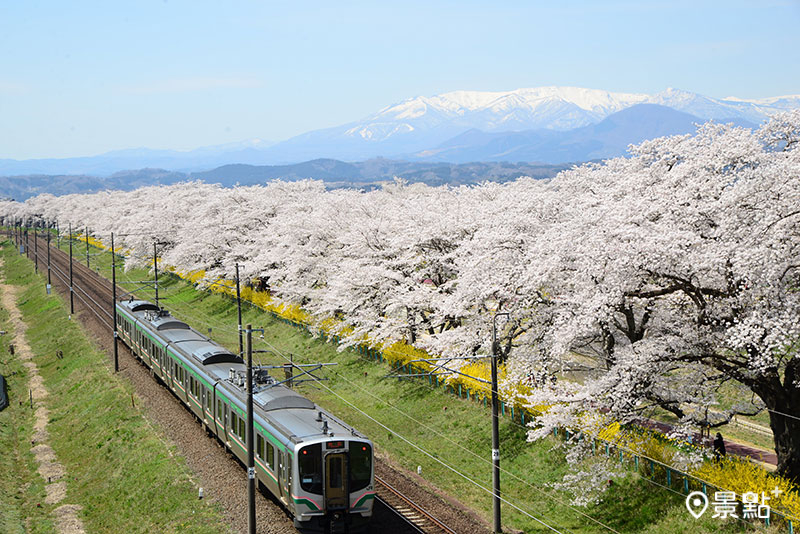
[14,229,465,534]
[375,475,457,534]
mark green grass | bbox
[0,288,54,534]
[37,234,784,532]
[1,241,230,534]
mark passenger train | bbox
[114,298,375,534]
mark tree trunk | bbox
[767,400,800,482]
[757,360,800,482]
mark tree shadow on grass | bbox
[589,476,685,532]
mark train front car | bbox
[293,433,374,534]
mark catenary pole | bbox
[85,226,90,268]
[236,263,243,358]
[111,233,119,373]
[246,324,256,534]
[47,231,51,288]
[153,242,159,309]
[491,312,509,534]
[34,226,38,273]
[69,223,74,314]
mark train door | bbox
[324,453,347,510]
[277,450,286,503]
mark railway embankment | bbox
[0,242,230,534]
[13,231,784,533]
[1,268,85,534]
[35,236,739,533]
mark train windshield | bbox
[298,443,323,495]
[349,441,372,492]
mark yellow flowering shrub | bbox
[381,341,431,367]
[694,457,800,521]
[597,421,622,442]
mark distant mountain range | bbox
[1,86,797,181]
[1,160,572,201]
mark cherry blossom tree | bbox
[2,110,799,481]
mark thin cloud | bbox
[120,76,264,95]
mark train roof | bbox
[206,361,368,444]
[118,297,367,445]
[119,299,160,313]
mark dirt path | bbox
[1,267,86,534]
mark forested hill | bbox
[0,159,571,200]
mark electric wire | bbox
[23,235,570,532]
[253,336,572,534]
[27,232,796,526]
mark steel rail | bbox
[25,232,461,534]
[375,474,458,534]
[29,236,114,330]
[374,495,427,534]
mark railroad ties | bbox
[375,475,458,534]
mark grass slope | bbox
[0,282,54,533]
[0,242,230,534]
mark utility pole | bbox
[85,226,90,268]
[246,324,256,534]
[111,233,119,372]
[33,225,38,273]
[68,223,74,315]
[47,231,52,294]
[236,263,243,358]
[491,312,509,534]
[153,242,160,308]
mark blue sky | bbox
[1,1,799,159]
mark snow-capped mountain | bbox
[2,86,798,176]
[259,86,799,162]
[363,86,651,137]
[341,86,800,141]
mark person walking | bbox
[713,432,726,460]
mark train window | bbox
[256,435,275,471]
[206,389,211,410]
[238,417,246,440]
[349,442,372,492]
[217,400,222,421]
[329,456,343,489]
[298,444,322,495]
[266,442,275,471]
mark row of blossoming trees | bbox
[2,112,799,481]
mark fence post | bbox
[666,468,671,486]
[634,456,639,471]
[683,476,689,494]
[788,519,793,534]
